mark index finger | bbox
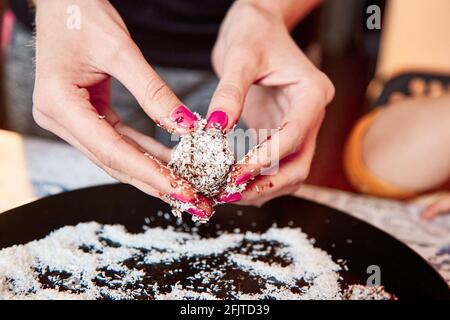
[206,49,259,130]
[104,42,199,134]
[57,95,213,218]
[227,83,330,190]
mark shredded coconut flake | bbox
[0,221,394,300]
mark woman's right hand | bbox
[32,0,213,218]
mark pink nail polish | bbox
[235,172,251,186]
[206,110,228,129]
[218,192,242,203]
[187,207,209,219]
[169,105,197,129]
[169,193,193,204]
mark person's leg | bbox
[345,0,450,199]
[344,78,450,199]
[362,93,450,193]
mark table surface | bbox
[1,130,449,286]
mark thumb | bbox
[206,51,259,130]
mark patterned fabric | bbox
[297,185,450,285]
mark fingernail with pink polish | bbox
[169,193,193,204]
[235,172,252,186]
[171,193,210,219]
[187,207,209,219]
[206,110,228,130]
[170,105,197,129]
[218,192,242,203]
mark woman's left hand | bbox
[421,193,450,219]
[207,0,334,205]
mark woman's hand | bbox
[209,0,334,205]
[421,193,450,219]
[32,0,213,217]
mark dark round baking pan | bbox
[0,183,448,300]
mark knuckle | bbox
[284,139,300,156]
[299,166,310,181]
[289,169,309,187]
[144,77,172,106]
[102,33,132,66]
[284,184,300,196]
[104,167,131,184]
[238,198,255,206]
[32,88,50,114]
[215,83,243,105]
[97,151,115,171]
[32,78,66,116]
[231,44,256,61]
[117,173,132,185]
[239,193,262,207]
[32,107,47,129]
[322,76,335,104]
[97,136,124,171]
[32,88,56,128]
[104,167,118,181]
[290,141,301,155]
[311,71,335,105]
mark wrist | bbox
[237,0,321,29]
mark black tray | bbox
[0,183,448,300]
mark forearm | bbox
[238,0,322,29]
